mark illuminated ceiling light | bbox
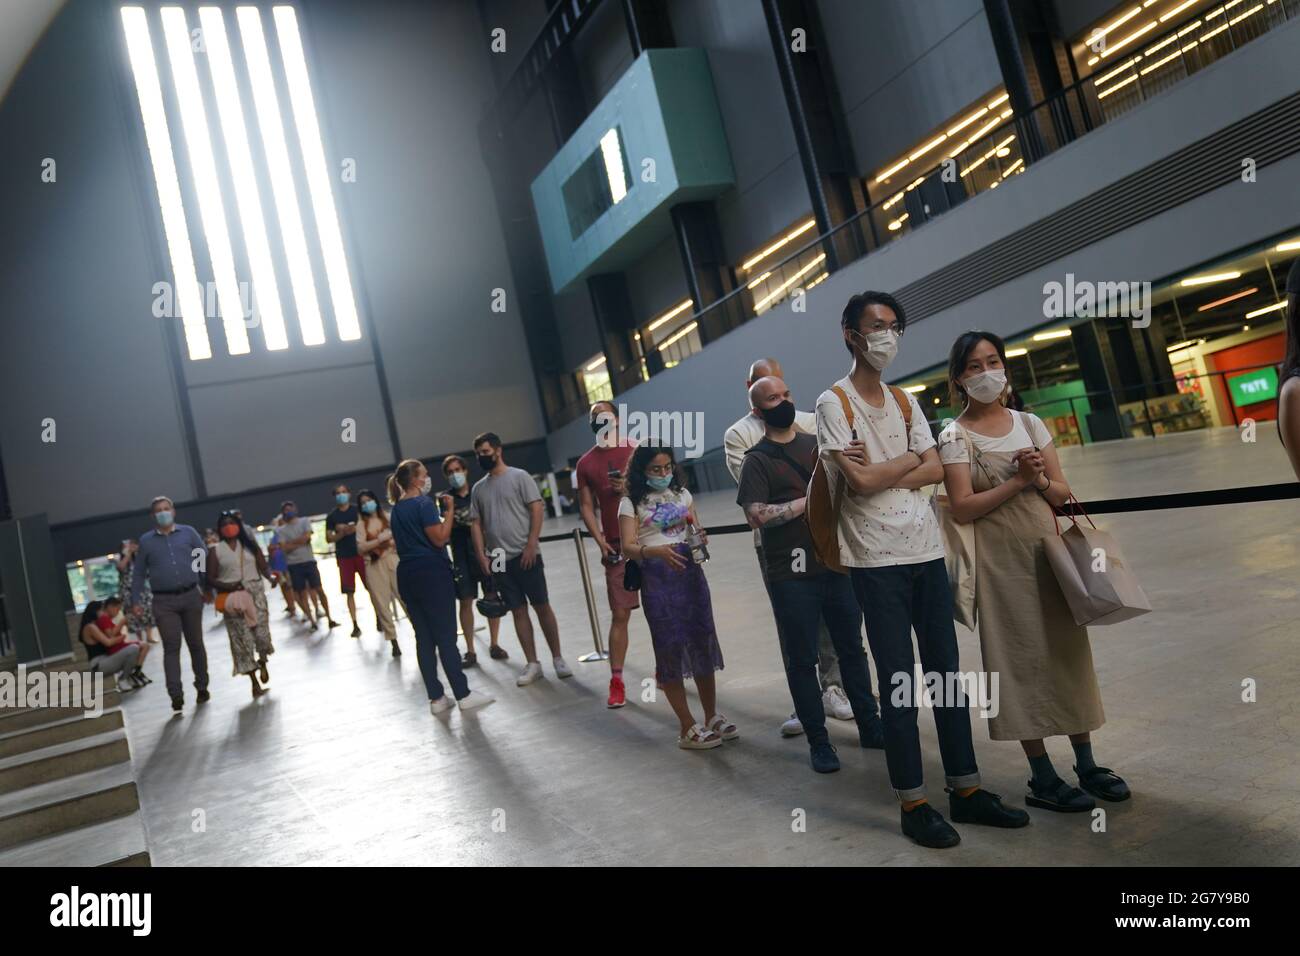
[740,219,816,271]
[1006,347,1029,357]
[1196,287,1258,312]
[874,158,910,184]
[199,6,288,352]
[1205,0,1245,19]
[1032,329,1073,341]
[1000,158,1024,178]
[1140,47,1185,74]
[1181,271,1240,286]
[945,106,989,137]
[746,270,773,290]
[959,136,1016,177]
[1088,18,1158,64]
[1091,5,1143,42]
[1228,3,1265,27]
[805,271,829,291]
[1275,239,1300,252]
[903,384,926,393]
[908,134,947,162]
[161,7,249,356]
[986,92,1010,109]
[120,7,211,361]
[599,128,627,204]
[1166,339,1196,352]
[1160,0,1201,22]
[274,4,362,342]
[647,299,693,332]
[238,6,325,346]
[1200,22,1229,41]
[752,254,826,312]
[1097,74,1139,98]
[1245,301,1286,319]
[887,214,908,231]
[584,355,607,372]
[995,147,1011,157]
[1096,57,1139,85]
[657,321,698,350]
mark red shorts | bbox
[338,555,368,593]
[604,558,640,612]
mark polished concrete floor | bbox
[120,426,1300,866]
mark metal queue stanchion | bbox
[570,528,609,663]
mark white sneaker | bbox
[823,685,854,721]
[458,690,496,711]
[552,656,573,679]
[780,713,804,737]
[516,662,543,686]
[429,696,454,715]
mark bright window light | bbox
[160,7,250,356]
[273,5,361,342]
[599,128,628,205]
[121,7,211,360]
[238,5,325,346]
[198,6,289,351]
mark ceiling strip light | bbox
[1244,301,1286,319]
[740,219,816,271]
[647,299,694,333]
[752,254,827,312]
[274,5,362,341]
[1181,271,1241,286]
[238,6,325,346]
[1196,287,1258,312]
[657,321,698,350]
[199,6,288,352]
[1032,329,1073,341]
[120,7,211,361]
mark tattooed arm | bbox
[744,497,806,529]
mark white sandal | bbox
[677,723,723,750]
[706,714,739,741]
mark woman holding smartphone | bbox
[387,458,494,715]
[617,445,733,750]
[938,330,1127,813]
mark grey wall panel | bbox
[0,0,195,526]
[306,0,544,459]
[476,0,551,89]
[1052,0,1126,40]
[574,0,634,104]
[626,233,690,323]
[189,364,393,495]
[554,286,605,372]
[820,0,1002,179]
[668,0,807,258]
[546,15,1300,466]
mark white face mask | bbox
[963,368,1007,404]
[419,475,432,495]
[854,329,899,371]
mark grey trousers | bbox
[757,545,841,691]
[91,644,141,677]
[152,587,208,699]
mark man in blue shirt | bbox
[129,495,210,712]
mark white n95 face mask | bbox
[963,368,1008,404]
[857,329,899,371]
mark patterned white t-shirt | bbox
[815,376,943,569]
[618,488,693,549]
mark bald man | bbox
[738,376,885,772]
[723,357,854,737]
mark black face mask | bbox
[759,400,797,430]
[477,453,497,472]
[590,417,605,435]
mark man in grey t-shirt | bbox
[469,432,568,687]
[277,500,339,630]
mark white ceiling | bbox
[0,0,67,106]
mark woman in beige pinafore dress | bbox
[939,331,1130,814]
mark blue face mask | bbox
[283,509,296,520]
[154,509,175,528]
[361,500,378,515]
[449,471,467,489]
[646,474,672,491]
[335,493,350,506]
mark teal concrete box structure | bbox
[531,49,735,295]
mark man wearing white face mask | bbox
[130,495,210,713]
[816,291,1029,848]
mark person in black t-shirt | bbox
[737,376,884,774]
[440,455,505,667]
[325,483,371,638]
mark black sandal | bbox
[1025,776,1095,813]
[1075,765,1131,802]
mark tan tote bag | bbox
[933,424,977,630]
[1042,495,1152,626]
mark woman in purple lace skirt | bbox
[618,446,736,751]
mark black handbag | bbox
[622,559,642,592]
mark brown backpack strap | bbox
[830,385,854,431]
[887,385,912,429]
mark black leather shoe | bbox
[948,787,1030,828]
[858,719,885,749]
[196,689,211,704]
[900,802,961,848]
[171,695,183,713]
[809,742,840,774]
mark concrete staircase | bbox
[0,661,151,867]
